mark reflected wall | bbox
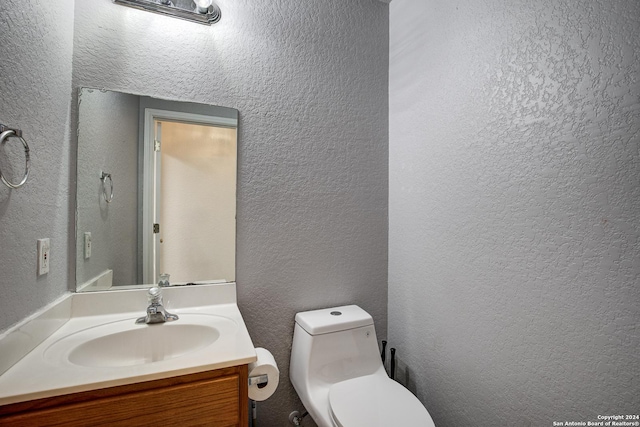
[76,90,139,288]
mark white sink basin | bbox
[44,314,238,368]
[0,283,258,406]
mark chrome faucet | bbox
[136,287,179,324]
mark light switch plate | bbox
[84,232,92,259]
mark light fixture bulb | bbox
[194,0,213,13]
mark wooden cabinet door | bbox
[0,365,248,427]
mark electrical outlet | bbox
[37,238,50,276]
[84,232,92,259]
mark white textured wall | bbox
[76,90,139,287]
[0,0,75,332]
[72,0,388,424]
[389,1,640,426]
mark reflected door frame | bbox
[141,108,237,285]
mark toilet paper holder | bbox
[248,374,269,386]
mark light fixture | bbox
[113,0,221,25]
[193,0,213,14]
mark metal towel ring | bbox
[100,171,113,203]
[0,128,30,189]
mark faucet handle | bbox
[148,286,163,305]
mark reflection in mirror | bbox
[76,88,237,292]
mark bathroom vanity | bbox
[0,88,250,426]
[0,284,255,427]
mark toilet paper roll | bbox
[248,347,279,401]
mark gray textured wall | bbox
[389,1,640,426]
[76,89,139,287]
[0,0,75,331]
[72,0,389,425]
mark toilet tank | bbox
[290,305,384,389]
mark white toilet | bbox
[290,305,436,427]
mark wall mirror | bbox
[75,88,237,292]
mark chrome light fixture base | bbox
[114,0,221,25]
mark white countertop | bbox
[0,283,256,406]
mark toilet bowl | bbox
[290,305,436,427]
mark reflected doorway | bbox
[142,110,237,285]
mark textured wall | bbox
[76,89,139,287]
[389,1,640,426]
[72,0,388,424]
[0,0,75,332]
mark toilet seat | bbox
[328,374,436,427]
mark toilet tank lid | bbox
[294,305,374,335]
